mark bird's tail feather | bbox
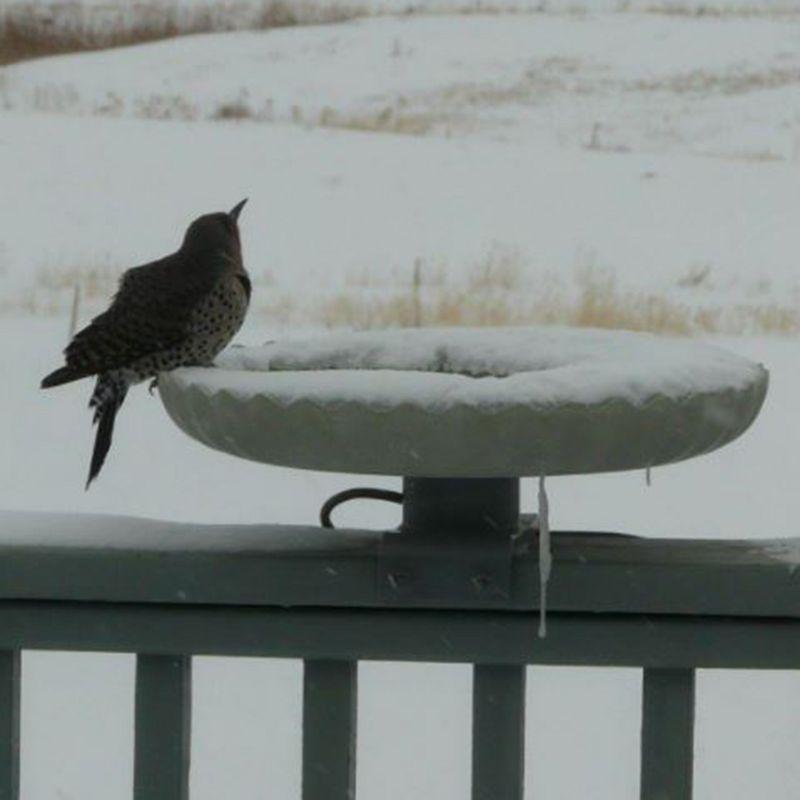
[41,365,91,389]
[86,378,128,490]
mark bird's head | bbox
[180,199,248,263]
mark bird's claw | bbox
[148,377,159,395]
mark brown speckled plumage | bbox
[41,200,251,487]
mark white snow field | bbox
[6,11,800,161]
[3,3,800,798]
[3,13,800,327]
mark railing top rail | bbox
[0,601,796,669]
[0,510,797,618]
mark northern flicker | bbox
[41,200,251,488]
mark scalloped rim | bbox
[159,361,768,477]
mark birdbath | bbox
[158,327,768,610]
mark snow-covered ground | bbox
[7,12,800,162]
[4,3,800,798]
[3,111,800,330]
[3,12,800,330]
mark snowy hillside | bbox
[5,13,800,160]
[4,0,800,14]
[3,11,800,332]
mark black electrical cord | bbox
[320,487,404,528]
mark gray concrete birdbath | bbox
[158,325,766,608]
[157,326,768,628]
[157,327,767,479]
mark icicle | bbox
[645,465,652,487]
[537,474,551,639]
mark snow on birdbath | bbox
[158,326,768,633]
[159,326,768,477]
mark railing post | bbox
[302,659,357,800]
[472,664,526,800]
[640,667,696,800]
[0,651,19,800]
[134,654,192,800]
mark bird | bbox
[41,199,251,489]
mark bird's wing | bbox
[63,253,224,375]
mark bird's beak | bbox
[229,198,248,222]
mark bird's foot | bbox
[148,377,159,395]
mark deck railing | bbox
[2,477,799,800]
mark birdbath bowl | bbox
[158,327,768,478]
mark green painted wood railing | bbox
[1,478,797,799]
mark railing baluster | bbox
[134,654,192,800]
[0,651,19,800]
[640,667,695,800]
[302,659,357,800]
[472,664,526,800]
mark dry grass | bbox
[35,260,121,301]
[1,4,178,65]
[0,258,120,315]
[135,93,198,121]
[321,56,589,138]
[297,251,800,336]
[211,97,255,122]
[628,65,800,96]
[12,248,800,337]
[3,0,798,69]
[0,1,364,66]
[311,274,800,335]
[639,2,800,16]
[204,101,446,135]
[308,57,586,138]
[316,105,440,137]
